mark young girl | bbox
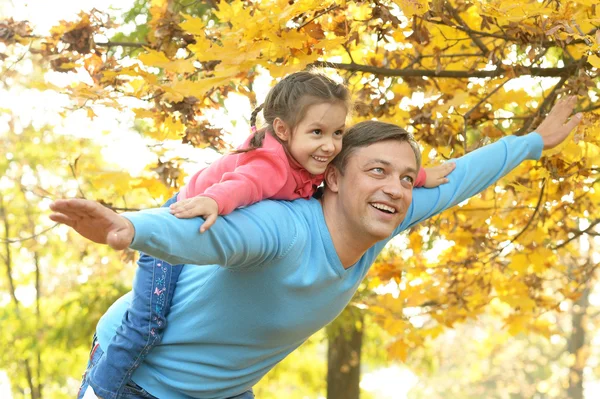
[85,70,452,399]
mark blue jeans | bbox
[77,336,255,399]
[77,336,158,399]
[88,196,185,399]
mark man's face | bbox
[327,140,418,242]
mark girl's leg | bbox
[87,197,183,399]
[76,335,102,399]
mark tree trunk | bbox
[1,197,39,399]
[327,310,364,399]
[567,286,591,399]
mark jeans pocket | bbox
[121,380,158,398]
[121,380,145,395]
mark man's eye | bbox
[401,175,414,187]
[371,167,384,174]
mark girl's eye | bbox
[334,130,344,137]
[312,129,322,135]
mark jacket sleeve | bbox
[201,149,290,215]
[394,133,544,234]
[123,200,298,269]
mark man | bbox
[51,97,581,399]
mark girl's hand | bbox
[423,162,456,188]
[169,196,219,233]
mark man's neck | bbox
[320,197,375,269]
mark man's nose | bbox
[382,179,404,199]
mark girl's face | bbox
[275,102,347,175]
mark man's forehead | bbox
[351,140,417,167]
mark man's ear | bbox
[324,165,341,193]
[272,118,290,141]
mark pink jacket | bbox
[178,133,427,215]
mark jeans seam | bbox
[113,255,162,397]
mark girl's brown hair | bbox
[241,70,351,152]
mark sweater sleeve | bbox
[395,133,544,234]
[201,149,290,215]
[122,200,298,269]
[414,168,427,187]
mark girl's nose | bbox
[321,138,335,153]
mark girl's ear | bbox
[272,118,291,141]
[324,165,340,193]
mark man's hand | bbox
[169,196,219,233]
[536,96,583,150]
[423,162,456,188]
[49,199,134,250]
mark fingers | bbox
[200,213,218,233]
[430,162,455,178]
[171,210,194,218]
[440,162,456,175]
[170,200,196,218]
[549,95,577,122]
[171,207,199,218]
[170,197,219,220]
[564,112,583,132]
[50,198,110,219]
[49,212,77,227]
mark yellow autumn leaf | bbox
[132,177,176,199]
[387,340,409,362]
[179,14,206,36]
[393,0,430,17]
[508,253,530,274]
[589,54,600,68]
[86,107,96,120]
[162,76,230,102]
[139,49,196,74]
[89,171,133,195]
[159,118,186,140]
[512,182,534,193]
[58,62,78,70]
[507,315,528,336]
[133,108,156,120]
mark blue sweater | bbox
[96,133,544,399]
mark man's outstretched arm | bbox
[396,95,583,232]
[50,199,296,268]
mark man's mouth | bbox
[370,203,397,214]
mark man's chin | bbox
[368,225,397,241]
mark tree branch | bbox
[514,75,568,136]
[0,223,60,244]
[446,4,489,55]
[485,180,546,263]
[421,16,592,47]
[553,219,600,250]
[312,61,577,79]
[96,41,146,48]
